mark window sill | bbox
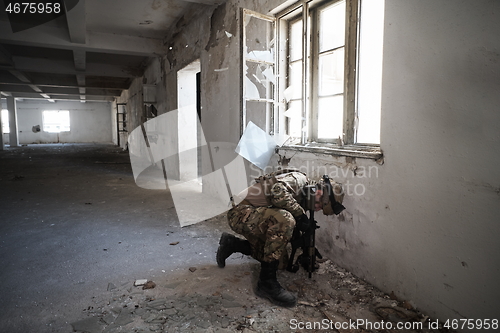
[278,143,383,161]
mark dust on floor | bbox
[71,219,455,333]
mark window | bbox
[1,109,9,134]
[283,1,349,143]
[242,9,276,137]
[42,110,70,133]
[242,0,384,155]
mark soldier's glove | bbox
[296,214,310,232]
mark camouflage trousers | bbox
[227,205,296,263]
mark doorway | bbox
[177,59,201,181]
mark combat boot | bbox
[216,232,252,268]
[256,260,297,307]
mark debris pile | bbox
[71,260,455,333]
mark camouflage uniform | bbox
[227,172,309,263]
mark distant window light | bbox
[43,110,70,133]
[1,109,9,134]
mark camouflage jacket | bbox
[234,171,309,218]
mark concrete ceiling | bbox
[0,0,222,103]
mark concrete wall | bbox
[370,0,500,321]
[275,0,500,324]
[119,0,500,325]
[1,99,113,144]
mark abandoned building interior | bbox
[1,0,499,332]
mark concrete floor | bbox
[0,144,240,332]
[0,144,450,333]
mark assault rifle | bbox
[287,184,322,278]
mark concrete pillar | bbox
[0,95,4,151]
[6,96,19,147]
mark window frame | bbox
[42,110,71,133]
[277,0,358,144]
[310,0,349,143]
[240,0,383,160]
[241,8,277,137]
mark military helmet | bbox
[318,175,345,215]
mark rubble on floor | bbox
[71,259,455,333]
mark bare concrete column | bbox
[6,96,19,147]
[0,95,4,150]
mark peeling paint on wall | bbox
[205,3,227,51]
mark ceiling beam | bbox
[0,80,128,91]
[3,56,139,78]
[73,51,86,101]
[0,45,15,66]
[0,46,50,98]
[28,84,43,93]
[0,73,130,90]
[9,70,31,83]
[0,21,166,57]
[76,75,86,86]
[9,69,49,99]
[8,92,114,102]
[64,0,86,44]
[73,50,86,71]
[0,84,121,96]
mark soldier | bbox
[216,170,345,307]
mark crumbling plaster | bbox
[118,0,500,326]
[118,0,284,180]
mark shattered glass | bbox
[235,121,277,170]
[245,15,275,63]
[244,62,275,100]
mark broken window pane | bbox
[244,61,275,100]
[246,100,271,133]
[242,10,276,135]
[245,15,275,62]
